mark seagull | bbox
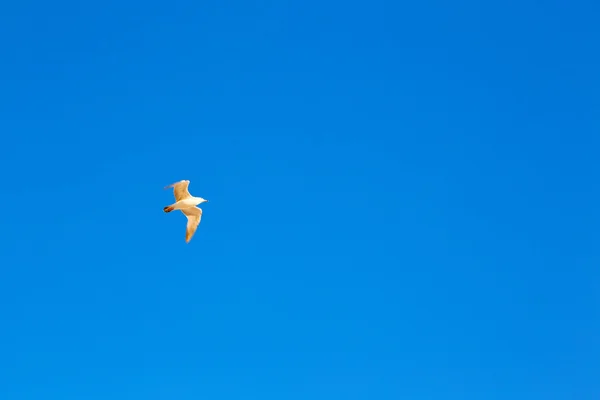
[163,180,208,243]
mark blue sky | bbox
[0,0,598,399]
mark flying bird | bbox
[163,180,208,243]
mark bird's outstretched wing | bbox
[164,180,192,202]
[181,206,202,243]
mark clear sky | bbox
[0,1,598,399]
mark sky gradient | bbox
[0,1,599,399]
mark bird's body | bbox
[166,196,205,211]
[163,180,208,243]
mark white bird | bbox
[163,180,208,243]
